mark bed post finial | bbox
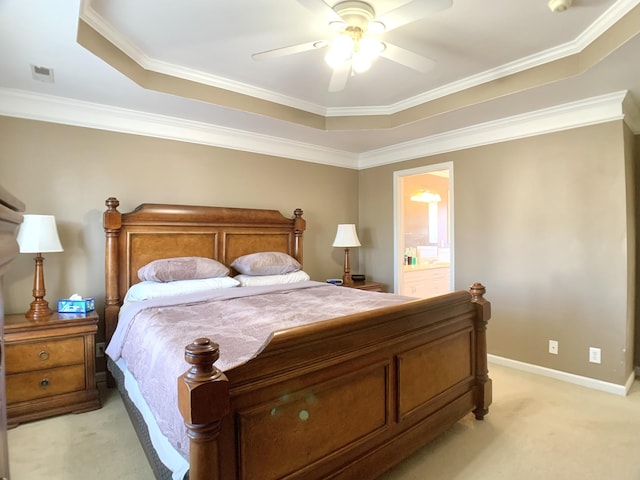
[105,197,119,211]
[469,282,485,300]
[469,282,491,420]
[178,338,229,480]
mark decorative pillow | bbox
[124,277,240,303]
[234,270,310,287]
[231,252,301,276]
[138,256,229,282]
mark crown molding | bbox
[0,88,635,171]
[622,91,640,133]
[78,2,329,117]
[0,88,358,169]
[334,0,640,117]
[80,0,640,119]
[359,91,634,168]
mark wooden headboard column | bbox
[103,197,306,346]
[103,197,122,345]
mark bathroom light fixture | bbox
[410,190,442,203]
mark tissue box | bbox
[57,298,95,313]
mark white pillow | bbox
[124,276,240,303]
[234,270,310,287]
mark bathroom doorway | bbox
[393,162,453,297]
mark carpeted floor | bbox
[8,363,640,480]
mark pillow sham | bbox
[138,256,229,282]
[234,270,310,287]
[231,251,301,276]
[124,276,240,303]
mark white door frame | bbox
[393,162,454,294]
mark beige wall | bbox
[634,129,640,370]
[0,116,359,342]
[1,115,637,386]
[359,121,635,385]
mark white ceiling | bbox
[1,0,639,166]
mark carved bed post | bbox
[178,338,230,480]
[293,208,305,265]
[103,197,122,348]
[469,282,492,420]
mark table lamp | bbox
[17,214,64,320]
[332,224,361,287]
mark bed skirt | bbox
[107,358,189,480]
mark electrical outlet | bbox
[96,342,105,358]
[589,347,601,364]
[548,340,558,355]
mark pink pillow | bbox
[231,252,301,276]
[138,256,229,282]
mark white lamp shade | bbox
[17,214,64,253]
[332,224,361,248]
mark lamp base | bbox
[25,299,54,321]
[342,273,354,287]
[25,252,54,321]
[341,247,354,286]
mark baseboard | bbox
[488,354,635,396]
[96,370,107,384]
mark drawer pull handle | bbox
[40,378,50,388]
[38,350,50,361]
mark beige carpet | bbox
[8,363,640,480]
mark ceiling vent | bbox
[31,64,54,83]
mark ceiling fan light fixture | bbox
[325,34,354,68]
[367,20,385,34]
[352,52,372,73]
[359,37,385,57]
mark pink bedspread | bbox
[106,281,413,458]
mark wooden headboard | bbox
[103,197,306,344]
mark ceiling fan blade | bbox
[381,43,435,73]
[252,40,327,61]
[296,0,343,23]
[375,0,453,31]
[328,62,351,92]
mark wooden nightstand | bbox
[344,281,384,292]
[4,311,101,427]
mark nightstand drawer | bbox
[6,364,86,403]
[5,337,85,374]
[346,281,384,292]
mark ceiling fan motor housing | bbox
[333,1,376,29]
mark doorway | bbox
[393,162,453,297]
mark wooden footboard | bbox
[178,283,491,480]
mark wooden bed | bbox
[103,197,491,480]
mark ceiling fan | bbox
[252,0,452,92]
